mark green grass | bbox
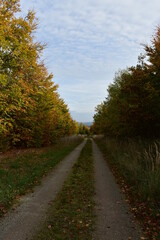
[32,139,95,240]
[95,137,160,240]
[0,138,83,217]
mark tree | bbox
[0,0,77,150]
[93,26,160,138]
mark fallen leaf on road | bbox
[48,225,51,229]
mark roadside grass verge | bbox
[95,137,160,240]
[32,139,95,240]
[0,137,83,217]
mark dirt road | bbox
[0,141,86,240]
[0,139,144,240]
[92,140,142,240]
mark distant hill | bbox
[82,122,93,127]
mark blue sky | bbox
[20,0,160,122]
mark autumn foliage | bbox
[0,0,77,150]
[93,26,160,138]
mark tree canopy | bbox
[93,26,160,138]
[0,0,77,150]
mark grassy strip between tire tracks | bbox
[95,137,160,240]
[0,138,83,217]
[32,139,95,240]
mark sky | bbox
[20,0,160,122]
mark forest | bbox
[93,27,160,138]
[0,0,80,151]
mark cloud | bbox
[20,0,160,121]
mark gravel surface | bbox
[92,140,143,240]
[0,141,86,240]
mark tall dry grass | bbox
[96,137,160,205]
